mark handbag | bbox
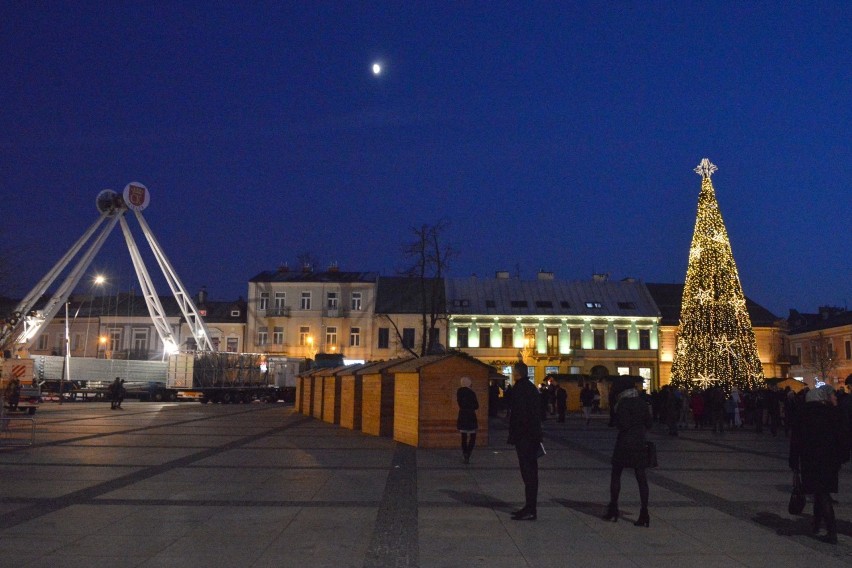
[645,441,658,468]
[788,471,806,515]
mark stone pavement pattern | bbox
[1,402,851,567]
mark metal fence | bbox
[0,415,36,447]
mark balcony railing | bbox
[266,307,290,317]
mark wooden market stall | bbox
[338,362,374,431]
[360,358,412,437]
[321,366,347,424]
[390,353,494,448]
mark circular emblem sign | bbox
[123,182,150,211]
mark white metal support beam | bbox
[20,213,122,351]
[134,210,214,352]
[118,215,179,354]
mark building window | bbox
[273,326,284,345]
[617,302,636,309]
[109,328,122,352]
[486,300,496,308]
[257,328,268,346]
[593,329,605,350]
[546,328,559,356]
[274,292,286,309]
[300,292,311,310]
[186,338,197,351]
[502,327,514,348]
[132,329,148,352]
[617,366,630,376]
[545,366,559,375]
[327,292,338,309]
[524,328,536,351]
[326,326,337,347]
[258,292,269,310]
[212,337,220,352]
[351,292,362,311]
[457,327,469,348]
[299,326,310,346]
[452,299,471,308]
[560,301,570,308]
[846,340,851,360]
[38,334,49,351]
[617,329,628,350]
[72,333,82,351]
[230,309,240,317]
[226,338,238,352]
[585,301,603,309]
[378,327,389,349]
[402,328,415,349]
[480,327,491,348]
[429,328,440,349]
[350,327,361,347]
[639,329,651,350]
[570,328,581,349]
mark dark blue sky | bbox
[2,2,849,318]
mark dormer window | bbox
[585,301,603,309]
[230,310,240,317]
[617,302,636,309]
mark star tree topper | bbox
[694,158,718,179]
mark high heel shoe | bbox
[510,507,537,521]
[602,503,618,522]
[634,508,650,527]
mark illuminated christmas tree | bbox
[670,159,764,392]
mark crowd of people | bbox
[471,370,852,543]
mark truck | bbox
[168,352,280,403]
[1,359,41,415]
[29,353,302,404]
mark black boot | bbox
[822,499,837,544]
[602,502,618,522]
[634,507,650,527]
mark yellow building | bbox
[786,307,852,388]
[647,283,789,386]
[446,272,661,390]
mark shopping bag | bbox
[788,471,806,515]
[646,441,658,468]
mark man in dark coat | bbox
[789,385,850,544]
[507,361,542,521]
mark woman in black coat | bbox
[603,380,653,526]
[789,385,849,544]
[457,376,479,464]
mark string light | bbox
[670,159,765,392]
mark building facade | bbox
[246,267,379,361]
[786,307,852,388]
[445,272,661,389]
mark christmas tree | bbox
[670,159,765,392]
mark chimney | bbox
[302,263,313,274]
[537,270,554,281]
[277,263,289,274]
[593,272,610,282]
[496,271,510,279]
[328,262,339,273]
[197,286,208,306]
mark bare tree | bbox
[400,221,455,357]
[807,332,839,383]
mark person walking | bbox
[789,385,849,544]
[116,379,126,409]
[603,378,653,527]
[109,377,121,410]
[507,361,542,521]
[580,383,595,429]
[555,382,567,423]
[456,376,479,464]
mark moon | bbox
[372,63,382,75]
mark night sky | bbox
[2,2,849,318]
